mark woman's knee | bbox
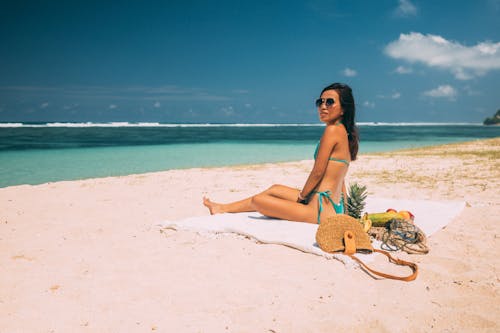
[265,184,280,192]
[251,193,267,210]
[264,184,290,195]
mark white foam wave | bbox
[0,122,484,128]
[0,123,24,127]
[0,122,324,128]
[0,122,164,128]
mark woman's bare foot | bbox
[203,197,224,215]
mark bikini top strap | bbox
[329,157,350,165]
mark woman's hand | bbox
[297,192,307,204]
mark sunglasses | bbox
[315,98,335,108]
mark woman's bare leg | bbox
[203,196,254,214]
[203,184,300,215]
[251,193,317,224]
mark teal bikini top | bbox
[313,142,350,165]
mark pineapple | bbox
[347,182,367,219]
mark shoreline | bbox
[2,137,499,190]
[1,138,499,332]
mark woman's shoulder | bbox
[323,123,348,138]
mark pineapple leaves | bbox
[347,183,367,219]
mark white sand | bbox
[1,138,499,332]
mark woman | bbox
[203,83,359,224]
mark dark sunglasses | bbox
[315,98,335,108]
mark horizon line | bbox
[0,121,486,128]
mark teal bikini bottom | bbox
[311,190,344,224]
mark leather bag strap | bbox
[347,249,418,282]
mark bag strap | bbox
[347,249,418,282]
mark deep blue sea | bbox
[1,122,499,188]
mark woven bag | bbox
[316,214,418,282]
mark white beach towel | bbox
[158,198,465,265]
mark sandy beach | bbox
[1,138,499,332]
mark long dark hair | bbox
[321,83,359,161]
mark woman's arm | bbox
[298,126,339,201]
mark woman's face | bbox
[317,89,343,124]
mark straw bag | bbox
[316,214,418,281]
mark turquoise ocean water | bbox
[1,122,499,188]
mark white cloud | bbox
[376,92,401,99]
[363,101,375,108]
[153,101,161,108]
[423,85,457,100]
[220,106,235,116]
[143,85,192,94]
[342,67,357,77]
[395,65,412,74]
[232,89,249,94]
[40,102,49,109]
[1,85,230,102]
[144,86,229,101]
[394,0,418,17]
[62,103,79,110]
[109,104,117,109]
[385,32,500,80]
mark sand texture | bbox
[1,138,499,332]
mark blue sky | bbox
[0,0,499,123]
